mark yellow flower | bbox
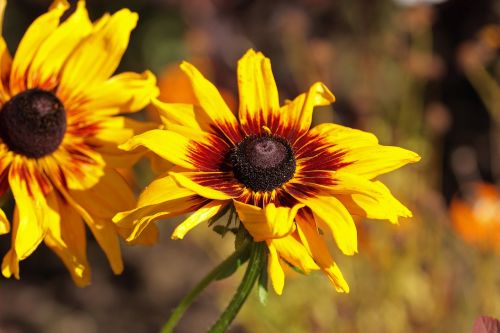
[114,49,420,294]
[0,0,159,286]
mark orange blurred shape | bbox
[479,25,500,51]
[450,183,500,252]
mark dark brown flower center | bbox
[230,134,296,192]
[0,89,66,158]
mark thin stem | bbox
[208,242,267,333]
[160,239,252,333]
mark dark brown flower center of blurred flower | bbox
[230,134,296,192]
[0,89,66,158]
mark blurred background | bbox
[1,0,500,332]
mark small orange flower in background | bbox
[0,0,158,285]
[114,49,420,295]
[450,183,500,252]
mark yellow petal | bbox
[294,192,358,255]
[341,145,421,179]
[0,37,12,103]
[137,172,195,208]
[270,234,320,273]
[0,0,6,34]
[119,129,195,169]
[2,249,20,279]
[27,0,92,90]
[330,172,412,223]
[0,208,9,234]
[86,217,123,274]
[267,241,285,295]
[309,123,379,149]
[8,157,56,259]
[58,8,138,104]
[279,82,335,138]
[152,98,203,130]
[10,0,69,94]
[237,49,280,134]
[79,70,159,116]
[180,61,240,143]
[70,169,135,219]
[170,171,234,200]
[234,201,302,241]
[296,214,349,292]
[119,223,159,246]
[172,200,228,239]
[44,201,90,287]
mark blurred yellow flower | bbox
[114,49,420,294]
[450,183,500,252]
[0,0,159,286]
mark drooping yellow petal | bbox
[58,8,138,104]
[341,145,421,179]
[78,70,159,116]
[293,192,358,255]
[180,61,241,143]
[119,129,195,169]
[27,0,92,90]
[296,214,349,292]
[86,217,123,274]
[172,200,228,239]
[2,249,19,279]
[237,49,280,134]
[170,171,234,200]
[267,241,285,295]
[279,82,335,139]
[8,157,56,260]
[269,234,320,273]
[234,201,301,241]
[44,201,90,287]
[0,208,9,235]
[9,0,69,94]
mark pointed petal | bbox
[10,0,69,94]
[293,192,358,255]
[341,146,421,179]
[0,38,12,103]
[27,0,92,90]
[278,82,335,141]
[234,201,302,241]
[170,171,235,200]
[296,214,349,292]
[119,129,195,169]
[269,234,320,273]
[237,49,280,135]
[329,172,412,223]
[44,201,90,287]
[58,8,138,103]
[79,70,159,116]
[267,241,285,295]
[152,99,203,131]
[87,218,123,274]
[172,200,227,239]
[180,61,241,143]
[0,208,9,235]
[2,249,20,279]
[308,123,379,149]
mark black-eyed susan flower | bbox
[0,0,159,286]
[114,49,420,295]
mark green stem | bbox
[160,239,252,333]
[208,242,267,333]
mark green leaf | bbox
[257,256,269,306]
[215,245,251,281]
[207,204,232,227]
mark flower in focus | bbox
[450,183,500,252]
[0,0,158,285]
[114,49,420,294]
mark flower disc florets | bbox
[230,134,296,192]
[0,89,66,158]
